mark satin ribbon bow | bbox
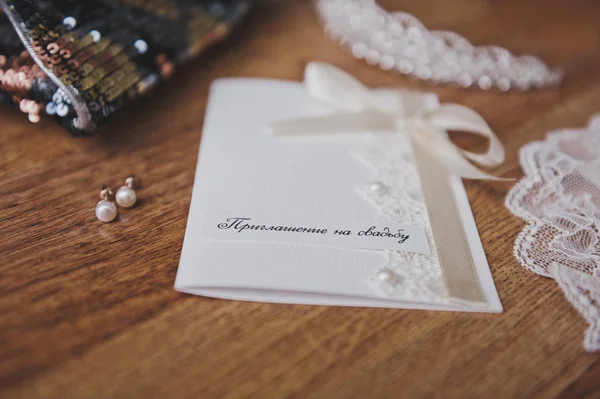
[267,62,508,180]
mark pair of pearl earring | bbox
[95,176,139,223]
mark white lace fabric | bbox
[506,114,600,351]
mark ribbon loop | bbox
[268,62,509,181]
[426,104,505,168]
[305,62,381,112]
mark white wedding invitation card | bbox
[175,66,502,312]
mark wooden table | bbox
[2,1,600,398]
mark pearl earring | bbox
[95,186,118,223]
[115,175,138,208]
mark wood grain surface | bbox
[2,1,600,398]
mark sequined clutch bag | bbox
[0,0,252,134]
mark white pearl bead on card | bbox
[95,200,117,222]
[373,268,400,295]
[376,269,398,284]
[369,181,386,194]
[116,186,136,208]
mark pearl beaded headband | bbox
[315,0,563,91]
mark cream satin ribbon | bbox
[267,62,508,181]
[267,62,511,303]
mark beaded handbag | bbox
[0,0,252,134]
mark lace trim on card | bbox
[354,134,448,303]
[505,114,600,351]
